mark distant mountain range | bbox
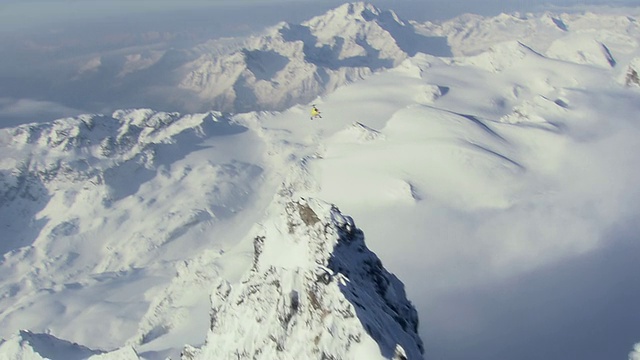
[70,3,450,114]
[24,3,640,116]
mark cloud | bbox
[416,227,640,360]
[399,100,640,360]
[0,98,86,128]
[631,344,640,360]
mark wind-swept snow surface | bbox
[2,3,640,360]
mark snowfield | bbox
[1,2,640,359]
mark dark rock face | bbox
[626,67,640,87]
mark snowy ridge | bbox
[35,4,640,116]
[417,8,640,83]
[71,2,449,114]
[0,330,139,360]
[0,109,265,350]
[177,2,445,113]
[0,109,249,269]
[452,40,545,73]
[332,121,385,143]
[182,196,423,360]
[0,330,99,360]
[418,9,640,57]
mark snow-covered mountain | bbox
[2,2,640,359]
[0,198,424,360]
[71,2,449,114]
[416,7,640,86]
[0,109,269,351]
[182,197,423,360]
[177,2,452,113]
[63,3,640,117]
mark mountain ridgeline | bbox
[72,2,450,114]
[182,198,424,359]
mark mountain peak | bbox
[307,2,405,29]
[334,2,382,19]
[177,1,448,113]
[182,197,424,359]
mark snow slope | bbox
[0,110,271,350]
[2,2,640,360]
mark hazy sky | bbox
[1,0,637,33]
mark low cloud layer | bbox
[0,98,86,128]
